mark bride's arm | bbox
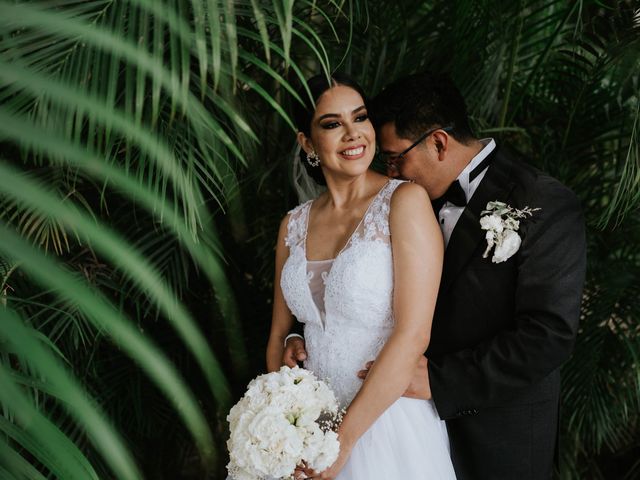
[266,214,296,372]
[318,182,443,479]
[342,182,443,443]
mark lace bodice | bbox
[281,179,405,406]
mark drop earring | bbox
[306,150,320,167]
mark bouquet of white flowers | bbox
[226,366,342,480]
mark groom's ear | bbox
[296,131,314,154]
[432,130,450,159]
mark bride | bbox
[266,73,456,480]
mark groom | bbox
[283,72,586,479]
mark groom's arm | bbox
[287,320,305,339]
[428,176,587,419]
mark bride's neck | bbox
[321,172,384,210]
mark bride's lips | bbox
[338,144,366,160]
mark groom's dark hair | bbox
[371,71,475,144]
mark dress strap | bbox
[284,200,312,248]
[379,178,406,205]
[358,179,407,242]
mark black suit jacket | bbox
[427,146,587,479]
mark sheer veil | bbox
[291,143,326,203]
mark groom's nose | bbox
[387,163,401,178]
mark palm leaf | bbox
[0,162,232,408]
[0,223,218,469]
[0,435,48,480]
[0,109,249,378]
[1,2,345,477]
[0,371,100,480]
[0,308,142,480]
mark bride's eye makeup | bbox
[320,121,341,129]
[320,113,368,130]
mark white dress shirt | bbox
[439,138,496,247]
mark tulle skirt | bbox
[336,397,456,479]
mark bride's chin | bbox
[345,156,375,171]
[343,165,374,178]
[324,164,370,177]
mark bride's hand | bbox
[293,461,314,479]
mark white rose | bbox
[255,413,302,476]
[228,407,299,476]
[295,405,322,427]
[226,461,256,480]
[492,229,521,263]
[304,428,340,472]
[314,382,338,409]
[479,214,504,233]
[228,408,254,435]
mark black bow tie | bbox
[432,180,466,213]
[432,150,495,214]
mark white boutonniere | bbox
[480,201,540,263]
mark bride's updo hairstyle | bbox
[293,73,369,186]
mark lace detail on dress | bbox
[280,179,406,406]
[284,200,312,249]
[362,182,394,240]
[281,200,321,327]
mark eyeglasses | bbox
[381,126,454,169]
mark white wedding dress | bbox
[280,179,456,479]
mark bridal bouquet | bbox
[226,366,342,480]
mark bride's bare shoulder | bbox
[390,181,432,212]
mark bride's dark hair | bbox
[292,73,368,186]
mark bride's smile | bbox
[297,85,376,181]
[338,145,366,160]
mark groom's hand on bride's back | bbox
[357,356,432,400]
[283,336,308,367]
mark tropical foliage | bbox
[1,0,638,479]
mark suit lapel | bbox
[440,148,516,295]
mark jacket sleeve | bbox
[291,318,304,336]
[428,176,587,419]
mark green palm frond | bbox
[0,222,219,462]
[2,0,637,477]
[1,308,141,480]
[0,435,48,480]
[1,257,18,308]
[0,162,231,404]
[1,0,343,477]
[0,166,95,255]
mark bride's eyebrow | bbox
[317,105,367,122]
